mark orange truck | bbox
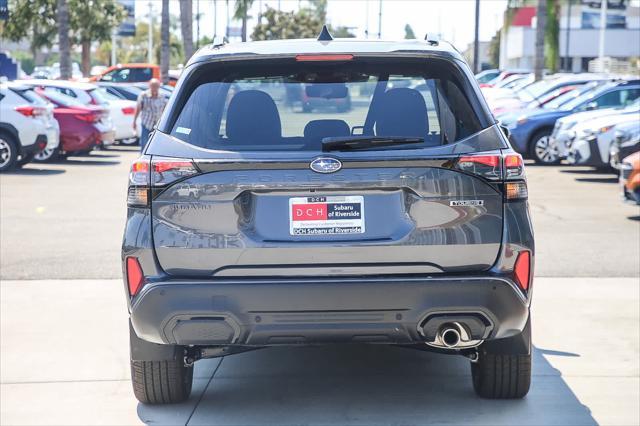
[88,63,178,86]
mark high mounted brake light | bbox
[295,54,354,62]
[127,157,199,207]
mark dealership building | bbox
[499,1,640,72]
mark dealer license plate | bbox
[289,195,365,236]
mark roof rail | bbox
[317,25,333,42]
[424,33,439,46]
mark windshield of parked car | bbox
[542,82,601,109]
[517,79,556,102]
[166,58,486,152]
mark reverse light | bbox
[505,181,528,200]
[514,251,531,291]
[295,54,354,61]
[126,257,145,296]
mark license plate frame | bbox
[289,195,365,236]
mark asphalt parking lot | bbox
[1,148,639,425]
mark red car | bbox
[33,90,107,161]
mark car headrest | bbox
[304,119,351,145]
[226,90,281,142]
[375,88,428,137]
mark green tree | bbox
[488,30,501,68]
[57,0,72,79]
[545,0,560,72]
[0,0,57,63]
[68,0,125,76]
[160,0,170,83]
[179,0,194,59]
[404,24,416,39]
[234,0,254,42]
[252,6,322,40]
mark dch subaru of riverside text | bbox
[122,29,535,405]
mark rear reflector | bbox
[126,257,144,296]
[505,181,528,200]
[514,251,531,291]
[295,54,354,61]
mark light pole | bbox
[565,0,572,71]
[473,0,480,73]
[377,0,382,39]
[147,2,153,64]
[598,0,608,61]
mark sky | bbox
[134,0,509,51]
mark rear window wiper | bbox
[322,136,424,151]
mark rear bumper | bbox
[129,276,530,347]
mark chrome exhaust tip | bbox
[440,327,462,348]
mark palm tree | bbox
[160,0,170,84]
[534,0,546,81]
[234,0,255,42]
[57,0,72,79]
[180,0,194,60]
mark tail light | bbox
[15,105,46,117]
[122,106,135,115]
[126,256,145,296]
[127,157,199,207]
[74,112,99,123]
[455,153,528,201]
[514,251,531,291]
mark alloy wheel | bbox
[0,139,12,169]
[34,148,56,162]
[534,135,559,164]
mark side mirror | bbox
[499,124,511,140]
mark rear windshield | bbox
[165,57,485,152]
[39,90,86,108]
[12,88,49,106]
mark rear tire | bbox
[471,345,531,399]
[0,133,19,172]
[130,359,193,404]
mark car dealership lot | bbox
[1,148,639,425]
[1,147,638,279]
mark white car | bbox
[16,80,126,145]
[566,107,640,167]
[0,83,59,171]
[550,107,624,159]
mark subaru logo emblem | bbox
[310,157,342,174]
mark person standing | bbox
[133,79,168,152]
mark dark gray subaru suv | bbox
[122,32,534,404]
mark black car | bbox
[122,30,535,404]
